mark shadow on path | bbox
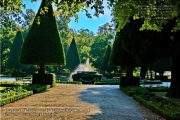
[79,85,163,120]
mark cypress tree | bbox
[19,0,65,74]
[7,31,24,69]
[65,37,80,72]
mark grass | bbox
[94,78,119,85]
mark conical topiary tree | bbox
[65,37,80,72]
[7,31,26,76]
[19,0,65,86]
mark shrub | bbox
[32,73,56,87]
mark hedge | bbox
[24,84,51,93]
[133,94,180,120]
[0,91,33,106]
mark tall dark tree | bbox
[7,31,25,72]
[65,38,80,72]
[110,32,136,78]
[100,45,114,73]
[19,0,65,74]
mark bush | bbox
[32,73,56,87]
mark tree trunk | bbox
[140,66,147,78]
[126,66,133,78]
[167,50,180,98]
[39,64,45,74]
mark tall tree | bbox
[75,29,95,63]
[7,31,25,70]
[65,38,80,72]
[19,0,65,74]
[110,31,136,78]
[100,45,114,74]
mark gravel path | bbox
[0,84,165,120]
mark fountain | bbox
[75,58,94,71]
[68,58,94,80]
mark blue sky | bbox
[23,0,113,34]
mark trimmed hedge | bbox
[56,81,82,84]
[120,77,139,87]
[0,91,33,106]
[94,80,119,85]
[133,94,180,120]
[24,84,51,93]
[32,73,56,87]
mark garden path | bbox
[1,84,165,120]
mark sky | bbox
[23,0,113,34]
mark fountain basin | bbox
[72,71,102,84]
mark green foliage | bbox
[19,0,65,66]
[75,29,95,63]
[110,0,180,32]
[24,84,51,93]
[1,31,16,74]
[65,38,80,72]
[90,33,109,69]
[0,86,33,106]
[133,94,180,120]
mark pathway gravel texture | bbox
[0,84,165,120]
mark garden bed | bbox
[0,82,51,106]
[133,94,180,120]
[121,86,180,120]
[0,86,33,106]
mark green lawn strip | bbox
[133,94,180,120]
[56,81,82,84]
[94,80,119,85]
[0,91,33,106]
[0,81,23,87]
